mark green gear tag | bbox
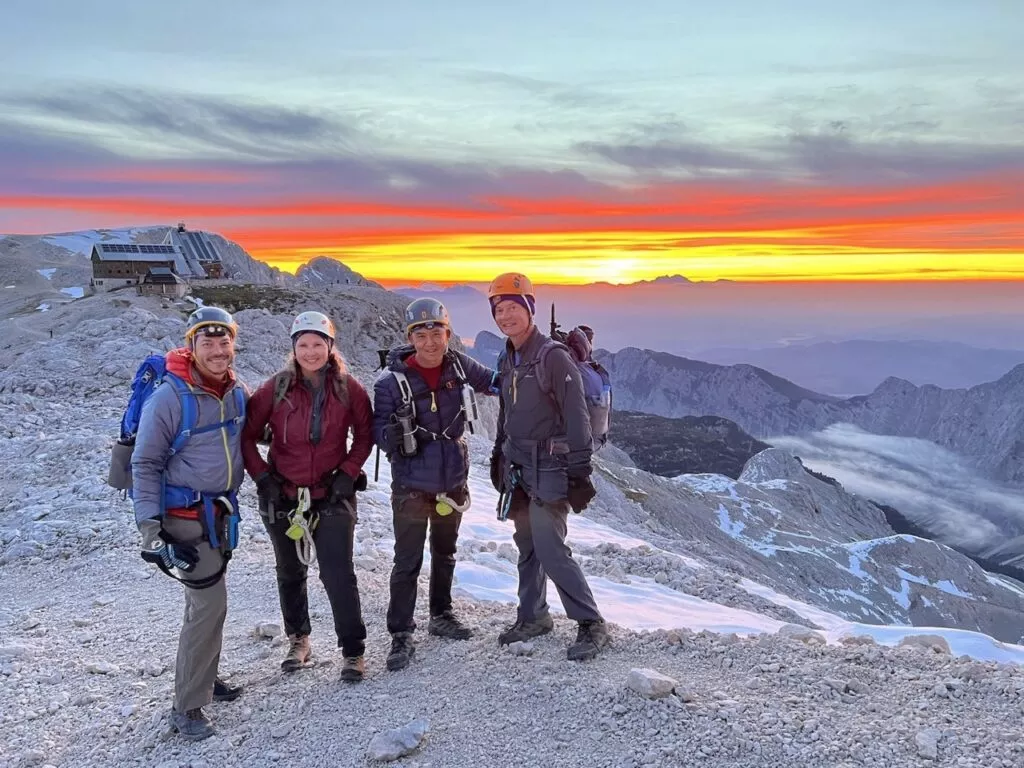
[285,517,305,540]
[435,500,453,516]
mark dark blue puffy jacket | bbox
[372,346,497,493]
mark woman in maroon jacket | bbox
[242,311,373,682]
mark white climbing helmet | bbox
[290,311,336,342]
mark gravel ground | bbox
[4,521,1024,768]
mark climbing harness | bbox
[495,466,523,522]
[284,487,318,565]
[435,492,471,517]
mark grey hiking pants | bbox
[163,516,228,714]
[510,493,602,624]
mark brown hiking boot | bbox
[281,635,311,672]
[340,656,365,682]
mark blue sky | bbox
[5,0,1022,168]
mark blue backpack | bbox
[107,353,246,492]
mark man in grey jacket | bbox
[132,306,248,740]
[486,272,609,661]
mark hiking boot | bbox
[170,707,215,741]
[339,655,365,682]
[567,620,610,661]
[386,632,416,671]
[281,635,311,673]
[498,614,554,646]
[428,610,473,640]
[212,677,243,702]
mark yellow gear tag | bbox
[285,521,305,541]
[435,500,453,516]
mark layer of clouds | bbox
[769,424,1024,555]
[576,126,1024,182]
[3,88,356,159]
[2,83,1023,253]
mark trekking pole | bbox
[373,446,381,482]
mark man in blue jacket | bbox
[373,298,497,671]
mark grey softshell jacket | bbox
[495,325,592,502]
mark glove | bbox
[329,471,356,502]
[489,453,502,492]
[384,421,405,453]
[141,533,199,572]
[566,474,597,514]
[256,472,284,500]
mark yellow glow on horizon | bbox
[248,230,1024,283]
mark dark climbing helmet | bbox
[185,306,237,345]
[405,298,451,333]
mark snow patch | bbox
[740,578,1024,664]
[37,268,57,280]
[717,503,746,538]
[884,579,912,610]
[677,473,736,494]
[896,567,973,598]
[846,552,872,580]
[43,232,105,255]
[36,302,51,312]
[986,573,1024,598]
[60,287,85,299]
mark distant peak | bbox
[636,274,692,285]
[873,375,918,394]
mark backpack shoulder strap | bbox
[533,339,570,397]
[448,352,468,383]
[231,385,246,429]
[272,370,293,408]
[165,374,199,456]
[391,370,415,418]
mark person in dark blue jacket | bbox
[373,298,497,671]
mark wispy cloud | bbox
[2,88,358,159]
[770,424,1024,553]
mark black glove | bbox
[354,470,368,492]
[489,453,503,492]
[566,474,597,514]
[329,471,356,502]
[141,537,199,572]
[256,471,283,498]
[384,421,405,453]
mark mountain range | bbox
[699,339,1024,394]
[2,281,1022,647]
[595,346,1024,487]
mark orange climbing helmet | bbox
[487,272,536,317]
[487,272,534,299]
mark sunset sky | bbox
[3,1,1023,284]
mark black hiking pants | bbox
[261,495,367,657]
[386,487,467,635]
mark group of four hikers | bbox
[126,271,610,740]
